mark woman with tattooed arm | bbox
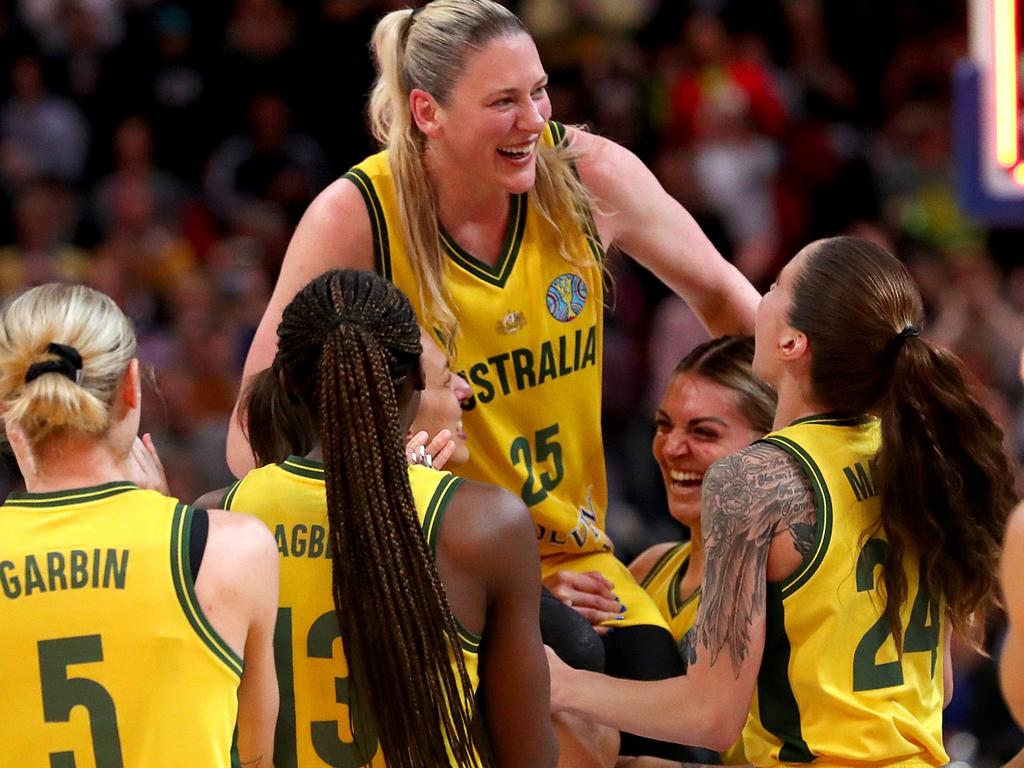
[549,236,1016,765]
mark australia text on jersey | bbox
[460,323,598,408]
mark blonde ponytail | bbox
[0,284,136,445]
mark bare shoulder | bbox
[564,126,673,247]
[628,541,680,584]
[304,174,372,226]
[205,508,279,567]
[567,127,645,197]
[235,175,375,383]
[1007,501,1024,546]
[280,175,376,276]
[702,442,817,580]
[438,479,538,582]
[1004,502,1024,615]
[703,442,814,524]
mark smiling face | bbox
[411,332,470,465]
[423,33,551,195]
[652,372,764,528]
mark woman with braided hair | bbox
[549,236,1017,765]
[221,268,557,768]
[0,283,279,767]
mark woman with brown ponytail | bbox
[548,236,1017,766]
[221,268,557,768]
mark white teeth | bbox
[670,470,702,482]
[498,140,536,156]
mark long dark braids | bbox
[788,237,1016,651]
[274,269,487,768]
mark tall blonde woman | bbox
[0,283,279,767]
[229,1,758,757]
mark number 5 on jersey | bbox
[39,634,125,768]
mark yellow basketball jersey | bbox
[0,482,242,768]
[742,415,947,766]
[344,122,610,558]
[222,457,481,768]
[641,541,701,648]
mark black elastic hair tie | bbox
[896,325,920,341]
[24,342,84,385]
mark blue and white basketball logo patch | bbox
[545,273,588,321]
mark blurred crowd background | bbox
[0,0,1021,762]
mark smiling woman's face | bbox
[411,332,470,465]
[652,371,763,528]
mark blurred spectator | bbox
[207,0,302,140]
[0,53,89,186]
[139,4,211,182]
[17,0,124,56]
[668,11,787,145]
[204,91,329,227]
[778,0,857,121]
[89,114,185,238]
[0,179,88,295]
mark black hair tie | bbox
[24,342,84,385]
[896,325,920,342]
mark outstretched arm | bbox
[1001,503,1024,727]
[226,177,376,476]
[549,443,815,751]
[572,129,760,336]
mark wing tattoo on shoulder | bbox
[695,442,816,678]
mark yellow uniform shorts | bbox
[540,550,670,631]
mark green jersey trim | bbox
[4,481,139,508]
[220,480,243,510]
[758,435,833,598]
[279,455,326,481]
[419,473,481,654]
[421,472,465,554]
[666,556,700,619]
[457,623,482,655]
[343,167,392,281]
[789,412,874,428]
[170,503,244,678]
[639,542,686,589]
[757,584,815,761]
[441,193,527,288]
[548,120,569,147]
[545,120,605,264]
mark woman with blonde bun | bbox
[0,283,279,768]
